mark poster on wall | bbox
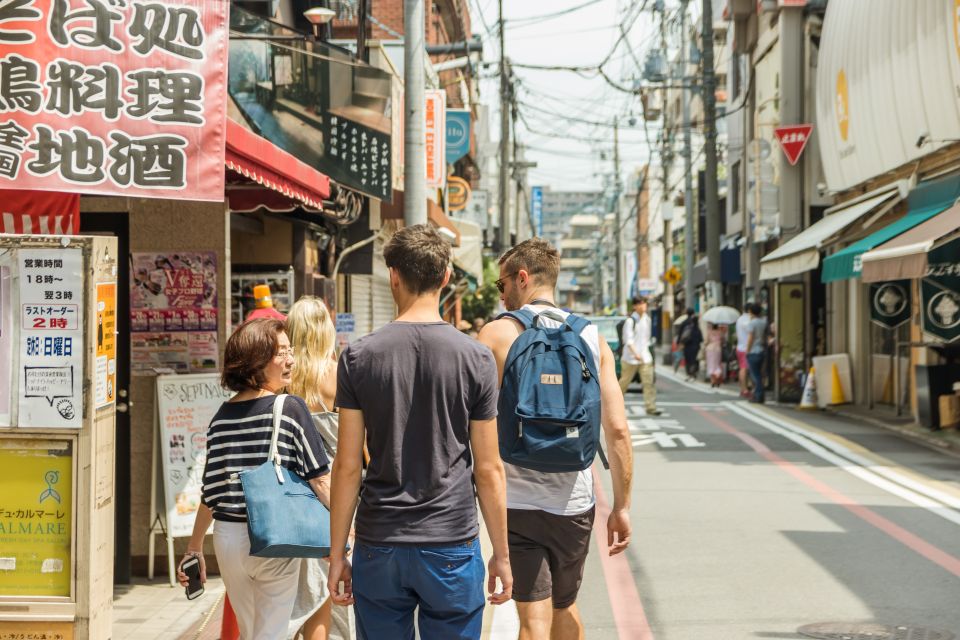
[0,441,73,598]
[18,248,84,429]
[155,373,232,538]
[0,0,230,202]
[130,252,218,376]
[95,282,117,408]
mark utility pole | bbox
[613,118,623,312]
[660,0,675,364]
[498,0,511,251]
[702,0,721,305]
[681,0,695,307]
[356,0,369,62]
[403,0,426,226]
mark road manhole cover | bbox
[798,622,955,640]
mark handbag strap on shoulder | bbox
[268,394,287,467]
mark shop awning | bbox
[691,257,708,287]
[860,203,960,282]
[451,218,484,284]
[225,119,332,210]
[821,176,960,283]
[758,190,899,281]
[0,190,79,234]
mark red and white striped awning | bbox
[0,191,79,235]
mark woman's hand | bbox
[176,551,206,587]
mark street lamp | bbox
[303,7,336,40]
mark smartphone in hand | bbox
[182,557,204,600]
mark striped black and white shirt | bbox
[201,394,330,523]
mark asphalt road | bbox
[484,366,960,639]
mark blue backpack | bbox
[497,308,604,473]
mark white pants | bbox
[213,521,301,640]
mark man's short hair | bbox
[498,237,560,288]
[751,303,763,315]
[383,224,451,295]
[631,295,647,306]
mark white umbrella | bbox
[702,306,741,325]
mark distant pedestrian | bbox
[705,322,726,387]
[286,297,353,640]
[678,309,703,381]
[619,295,660,415]
[177,318,331,640]
[746,303,769,403]
[479,238,633,640]
[735,310,752,397]
[327,225,512,640]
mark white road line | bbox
[656,367,741,397]
[723,401,960,528]
[734,401,960,511]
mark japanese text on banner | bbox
[0,0,229,201]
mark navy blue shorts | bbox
[352,537,485,640]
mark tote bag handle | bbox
[268,394,287,484]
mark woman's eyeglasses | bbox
[495,272,518,294]
[275,349,294,360]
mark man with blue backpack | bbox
[478,238,634,640]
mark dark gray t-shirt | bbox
[336,321,498,545]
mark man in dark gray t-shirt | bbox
[336,321,498,543]
[327,225,513,640]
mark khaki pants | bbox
[619,361,657,412]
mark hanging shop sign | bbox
[870,280,911,330]
[130,252,218,376]
[920,236,960,343]
[445,109,471,164]
[425,90,447,190]
[326,115,392,202]
[448,176,471,211]
[773,124,814,166]
[0,0,229,202]
[531,186,543,236]
[18,248,84,429]
[0,441,73,598]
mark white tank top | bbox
[503,304,601,516]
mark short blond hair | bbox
[498,237,560,288]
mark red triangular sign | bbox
[774,124,814,166]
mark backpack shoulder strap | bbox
[562,313,590,335]
[497,308,537,330]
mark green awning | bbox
[821,177,960,283]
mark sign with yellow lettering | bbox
[0,442,72,597]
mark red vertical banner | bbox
[0,0,229,202]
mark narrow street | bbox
[486,370,960,639]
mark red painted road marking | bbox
[592,467,655,639]
[695,408,960,578]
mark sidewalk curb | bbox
[826,407,960,460]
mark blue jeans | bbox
[352,538,485,640]
[747,352,765,402]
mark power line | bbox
[507,0,609,26]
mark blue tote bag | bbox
[240,394,332,558]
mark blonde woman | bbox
[286,297,352,640]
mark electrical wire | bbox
[507,0,609,27]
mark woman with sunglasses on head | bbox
[176,318,331,640]
[285,297,354,640]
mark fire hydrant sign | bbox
[0,0,230,202]
[18,248,84,428]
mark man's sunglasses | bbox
[495,272,519,294]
